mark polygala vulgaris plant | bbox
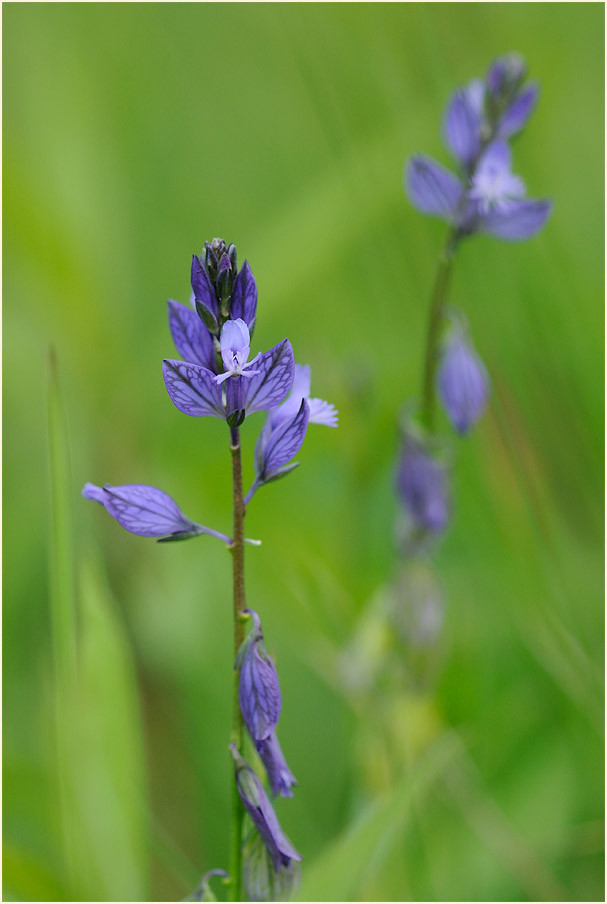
[83,238,337,901]
[399,53,552,552]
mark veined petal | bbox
[443,86,482,165]
[498,84,538,139]
[259,400,309,479]
[163,359,225,417]
[479,198,552,241]
[231,261,258,328]
[83,483,194,537]
[191,254,218,317]
[242,339,295,416]
[405,156,463,221]
[167,300,216,371]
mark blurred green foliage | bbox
[3,3,604,901]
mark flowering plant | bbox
[399,54,552,550]
[83,238,337,901]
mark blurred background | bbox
[3,4,604,901]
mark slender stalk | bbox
[229,425,246,902]
[419,232,458,432]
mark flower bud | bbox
[487,53,526,100]
[438,330,489,435]
[396,438,450,535]
[237,610,281,741]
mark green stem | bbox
[419,232,458,432]
[229,426,246,902]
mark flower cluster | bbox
[83,238,337,540]
[405,54,552,242]
[398,55,551,543]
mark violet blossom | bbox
[405,53,552,242]
[406,140,551,241]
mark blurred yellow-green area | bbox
[3,3,604,902]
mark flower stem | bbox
[419,232,458,432]
[229,425,246,902]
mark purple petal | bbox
[167,300,216,371]
[256,733,297,798]
[231,261,258,328]
[259,400,309,479]
[82,483,195,537]
[405,156,463,221]
[479,198,552,241]
[443,87,482,166]
[498,84,538,139]
[241,340,294,416]
[163,359,225,418]
[191,254,218,317]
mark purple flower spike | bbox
[396,441,450,535]
[438,329,490,434]
[238,609,281,742]
[82,482,231,543]
[230,744,302,873]
[256,732,297,798]
[231,260,258,331]
[167,300,217,372]
[405,155,464,222]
